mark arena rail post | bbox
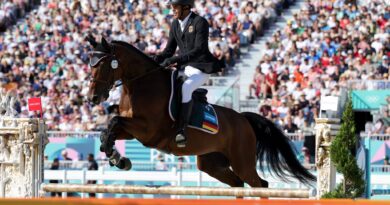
[0,117,48,198]
[315,118,340,198]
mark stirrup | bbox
[175,132,187,148]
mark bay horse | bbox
[86,36,315,189]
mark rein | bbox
[92,66,162,92]
[124,66,162,84]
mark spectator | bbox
[283,116,298,133]
[177,156,189,170]
[87,153,98,198]
[155,154,168,171]
[298,147,311,165]
[60,150,72,169]
[383,155,389,172]
[294,110,306,128]
[276,99,289,118]
[265,69,278,97]
[94,106,109,131]
[373,119,386,134]
[259,99,272,119]
[61,150,72,161]
[49,158,61,197]
[377,55,389,75]
[247,66,264,99]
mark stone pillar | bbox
[0,118,48,198]
[315,118,340,198]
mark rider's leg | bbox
[176,66,209,147]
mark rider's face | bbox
[171,4,183,19]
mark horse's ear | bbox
[85,34,97,48]
[101,37,110,51]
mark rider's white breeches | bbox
[181,66,210,103]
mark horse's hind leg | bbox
[228,128,268,188]
[197,152,244,187]
[229,149,268,188]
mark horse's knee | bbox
[100,130,108,149]
[99,129,115,156]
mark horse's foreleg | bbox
[100,116,135,170]
[100,117,123,156]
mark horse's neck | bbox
[118,69,172,147]
[119,69,171,117]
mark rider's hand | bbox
[160,56,180,67]
[152,55,163,63]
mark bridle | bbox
[89,44,162,91]
[89,50,118,94]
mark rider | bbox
[153,0,222,148]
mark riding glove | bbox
[152,55,164,63]
[160,56,181,67]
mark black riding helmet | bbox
[168,0,194,7]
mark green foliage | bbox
[322,184,347,198]
[322,97,365,198]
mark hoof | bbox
[261,179,269,188]
[117,157,132,170]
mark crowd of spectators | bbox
[0,1,40,32]
[0,0,290,131]
[248,0,389,133]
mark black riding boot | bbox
[175,100,193,148]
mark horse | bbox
[86,35,315,190]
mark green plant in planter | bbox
[322,97,365,198]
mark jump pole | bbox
[41,183,313,198]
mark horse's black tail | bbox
[241,112,316,185]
